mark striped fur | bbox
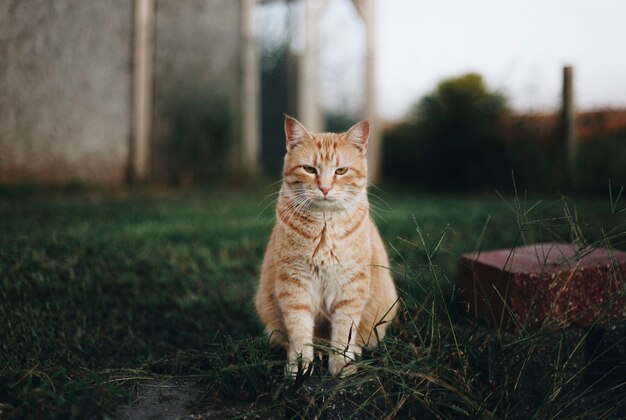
[255,116,398,376]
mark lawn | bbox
[1,186,625,418]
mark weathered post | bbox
[130,0,155,183]
[352,0,381,183]
[561,65,576,180]
[298,0,325,133]
[241,0,260,174]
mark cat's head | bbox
[281,115,369,212]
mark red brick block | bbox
[457,243,626,330]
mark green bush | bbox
[383,73,510,190]
[502,114,563,191]
[383,73,626,194]
[576,133,626,193]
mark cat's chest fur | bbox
[292,212,367,268]
[281,211,371,311]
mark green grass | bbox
[1,186,625,418]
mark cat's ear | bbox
[346,121,369,156]
[284,115,310,151]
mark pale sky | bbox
[376,0,626,120]
[258,0,626,121]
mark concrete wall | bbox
[150,0,242,183]
[0,0,246,185]
[0,0,133,184]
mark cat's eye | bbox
[302,165,317,174]
[335,167,348,175]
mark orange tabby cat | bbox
[255,115,398,376]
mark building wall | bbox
[0,0,247,186]
[150,0,242,183]
[0,0,133,184]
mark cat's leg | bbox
[282,308,315,376]
[328,277,369,376]
[329,307,364,376]
[357,264,398,349]
[255,285,288,349]
[264,311,288,350]
[276,273,315,376]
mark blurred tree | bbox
[161,86,232,186]
[503,113,562,191]
[325,111,360,133]
[576,132,626,193]
[260,42,292,175]
[384,73,510,190]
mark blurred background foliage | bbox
[576,133,626,193]
[157,87,233,186]
[153,56,626,193]
[383,74,510,191]
[259,40,361,175]
[143,62,626,194]
[382,73,626,193]
[260,40,293,175]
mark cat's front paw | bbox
[328,353,357,377]
[286,358,313,377]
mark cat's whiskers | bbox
[280,190,313,226]
[254,192,281,224]
[341,187,390,226]
[280,194,306,218]
[364,198,390,226]
[261,189,310,229]
[366,191,393,211]
[256,179,292,211]
[256,190,280,210]
[335,191,364,228]
[288,195,314,226]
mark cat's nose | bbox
[319,186,331,196]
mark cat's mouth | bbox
[314,195,337,203]
[311,196,346,211]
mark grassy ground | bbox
[1,185,625,418]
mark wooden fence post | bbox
[130,0,155,183]
[241,0,260,174]
[562,65,576,179]
[298,0,327,133]
[352,0,381,183]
